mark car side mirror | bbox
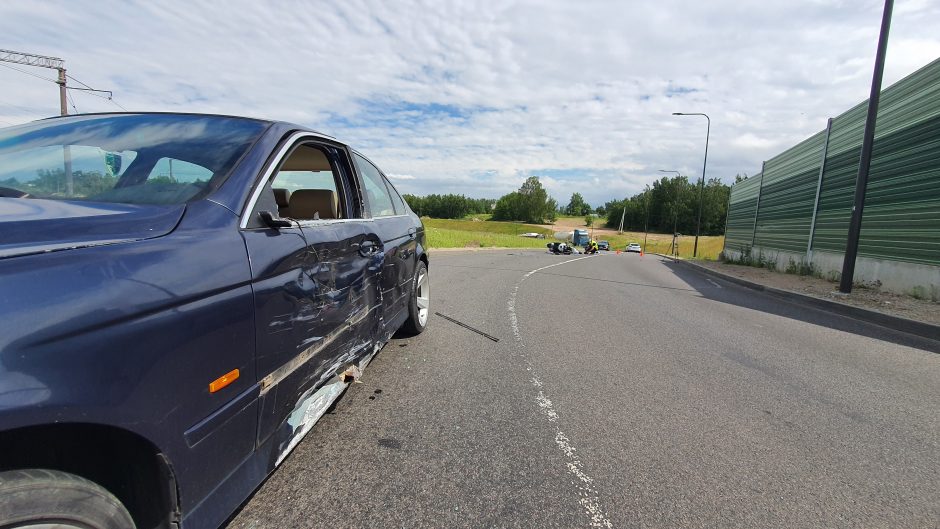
[259,210,293,228]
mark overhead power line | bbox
[66,73,128,111]
[0,48,68,115]
[0,61,58,83]
[0,48,128,116]
[66,90,78,114]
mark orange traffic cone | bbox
[640,250,644,256]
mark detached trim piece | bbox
[434,312,499,342]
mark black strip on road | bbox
[434,312,500,342]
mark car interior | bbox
[270,144,345,221]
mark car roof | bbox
[36,111,335,140]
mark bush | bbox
[784,257,816,276]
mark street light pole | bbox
[673,112,710,258]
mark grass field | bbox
[422,217,725,259]
[423,218,553,250]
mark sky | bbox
[1,0,938,207]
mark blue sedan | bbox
[0,113,429,529]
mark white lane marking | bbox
[523,255,594,279]
[707,278,722,288]
[508,255,614,529]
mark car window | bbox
[0,144,137,199]
[384,176,407,215]
[352,153,395,217]
[0,114,266,205]
[147,158,213,184]
[267,144,346,221]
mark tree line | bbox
[400,193,495,219]
[602,175,733,235]
[0,168,117,198]
[401,176,559,224]
[402,174,734,234]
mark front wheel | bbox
[0,469,136,529]
[399,260,429,336]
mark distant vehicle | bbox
[572,229,589,246]
[0,112,429,529]
[627,243,642,253]
[597,240,610,251]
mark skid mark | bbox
[507,256,613,529]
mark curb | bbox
[657,254,940,344]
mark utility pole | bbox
[839,0,894,294]
[0,49,67,116]
[57,66,68,116]
[643,186,650,251]
[659,169,683,254]
[1,49,72,194]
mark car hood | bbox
[0,198,185,259]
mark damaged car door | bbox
[352,152,414,329]
[240,136,382,464]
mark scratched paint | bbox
[260,304,377,394]
[272,335,388,467]
[507,255,613,529]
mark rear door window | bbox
[384,176,407,215]
[352,153,396,218]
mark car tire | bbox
[399,260,429,336]
[0,468,136,529]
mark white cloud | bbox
[0,0,937,207]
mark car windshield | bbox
[0,114,268,205]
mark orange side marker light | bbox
[209,369,240,393]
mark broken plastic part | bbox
[341,364,362,383]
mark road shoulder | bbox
[660,255,940,346]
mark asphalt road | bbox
[225,250,940,529]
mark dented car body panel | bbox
[0,114,427,529]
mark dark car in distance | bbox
[597,240,610,251]
[0,113,429,529]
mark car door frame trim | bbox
[239,131,347,230]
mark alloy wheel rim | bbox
[416,271,429,326]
